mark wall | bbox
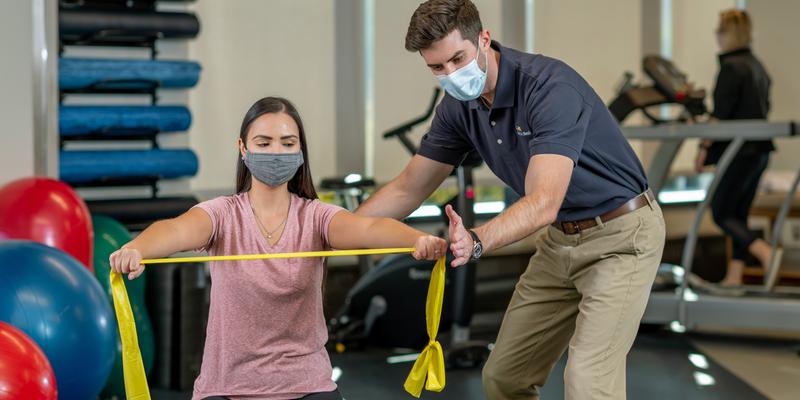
[669,0,737,173]
[748,0,800,171]
[534,0,644,162]
[372,0,503,184]
[534,0,642,104]
[372,0,643,185]
[187,0,336,193]
[0,2,35,185]
[3,2,796,204]
[665,0,799,174]
[183,1,799,192]
[183,1,655,190]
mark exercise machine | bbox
[609,55,707,124]
[611,55,800,333]
[329,88,492,367]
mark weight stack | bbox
[145,262,210,390]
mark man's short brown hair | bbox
[405,0,483,52]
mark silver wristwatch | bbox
[468,230,483,260]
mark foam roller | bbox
[60,9,200,40]
[60,105,191,136]
[59,58,201,90]
[60,149,199,183]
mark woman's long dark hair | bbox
[235,97,318,199]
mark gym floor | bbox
[152,329,799,399]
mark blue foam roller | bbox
[60,149,199,183]
[60,105,192,136]
[59,57,201,89]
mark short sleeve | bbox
[527,82,592,164]
[312,200,346,247]
[192,196,233,252]
[417,101,473,166]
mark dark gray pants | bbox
[711,152,770,261]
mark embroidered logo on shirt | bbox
[516,125,531,136]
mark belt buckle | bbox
[563,221,581,234]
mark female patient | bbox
[111,97,447,400]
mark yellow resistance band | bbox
[109,248,446,400]
[139,247,417,264]
[404,255,446,397]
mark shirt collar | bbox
[469,40,517,110]
[718,47,751,63]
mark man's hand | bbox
[445,204,474,267]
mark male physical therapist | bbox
[357,1,666,399]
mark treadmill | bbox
[610,56,800,333]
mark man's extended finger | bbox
[445,204,462,224]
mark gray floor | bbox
[329,330,767,400]
[691,333,800,400]
[151,330,789,400]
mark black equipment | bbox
[609,55,708,123]
[329,88,491,368]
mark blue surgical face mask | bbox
[243,151,304,187]
[435,38,488,101]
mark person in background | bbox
[695,9,776,288]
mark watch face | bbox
[473,242,483,259]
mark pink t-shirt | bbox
[191,192,344,400]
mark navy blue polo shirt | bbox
[418,41,648,221]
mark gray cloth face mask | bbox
[243,151,304,187]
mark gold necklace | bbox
[250,198,290,242]
[255,213,286,241]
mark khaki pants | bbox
[483,200,665,400]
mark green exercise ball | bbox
[92,215,155,398]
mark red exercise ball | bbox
[0,321,58,400]
[0,177,93,271]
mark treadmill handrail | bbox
[628,119,800,329]
[622,120,796,140]
[677,137,745,321]
[765,169,800,291]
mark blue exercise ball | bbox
[0,240,116,400]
